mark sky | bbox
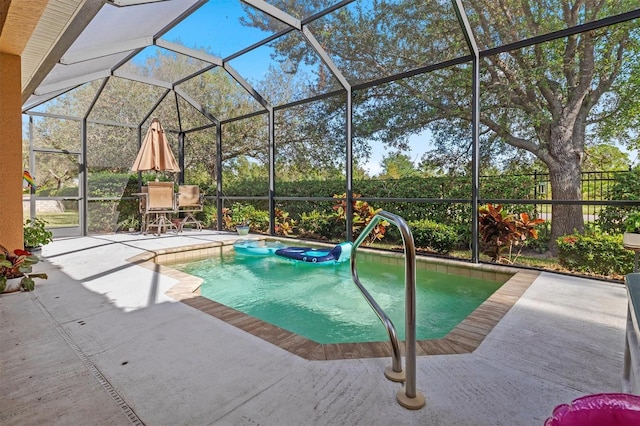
[162,0,277,82]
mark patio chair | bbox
[135,186,149,232]
[143,182,179,235]
[177,185,205,231]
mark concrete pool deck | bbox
[0,230,630,425]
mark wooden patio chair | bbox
[134,186,149,232]
[143,181,178,235]
[177,185,205,231]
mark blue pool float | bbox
[275,242,352,264]
[233,239,287,256]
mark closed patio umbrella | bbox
[131,118,180,173]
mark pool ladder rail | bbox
[350,211,426,410]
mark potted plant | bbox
[23,217,53,250]
[233,211,251,235]
[234,204,254,235]
[623,211,640,248]
[0,245,48,293]
[222,204,252,235]
[235,223,250,236]
[117,215,140,232]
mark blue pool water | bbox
[173,250,502,344]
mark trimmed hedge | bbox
[221,175,535,202]
[83,172,537,247]
[385,218,459,254]
[557,232,635,276]
[409,219,459,254]
[597,167,640,233]
[213,176,539,249]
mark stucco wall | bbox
[0,52,24,251]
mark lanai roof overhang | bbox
[22,0,353,132]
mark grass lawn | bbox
[24,212,78,227]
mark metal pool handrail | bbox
[350,211,426,410]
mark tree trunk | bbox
[547,159,584,255]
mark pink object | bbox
[545,393,640,425]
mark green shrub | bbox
[297,210,339,240]
[199,204,216,228]
[557,232,635,276]
[524,220,551,253]
[409,219,458,254]
[596,167,640,233]
[248,209,270,233]
[88,172,136,197]
[223,175,534,240]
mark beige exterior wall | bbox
[0,52,24,251]
[0,1,53,252]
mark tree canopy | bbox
[378,152,421,179]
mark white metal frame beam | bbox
[223,63,271,111]
[60,36,154,65]
[241,0,301,30]
[301,26,350,90]
[21,0,105,103]
[34,69,112,96]
[155,38,222,66]
[112,70,173,89]
[174,87,219,125]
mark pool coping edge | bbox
[126,238,540,360]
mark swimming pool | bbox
[172,249,504,344]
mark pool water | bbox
[173,251,503,344]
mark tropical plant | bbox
[23,217,53,249]
[0,245,48,292]
[478,203,545,263]
[274,208,295,236]
[332,193,389,245]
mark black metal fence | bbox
[500,169,631,221]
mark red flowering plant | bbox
[0,244,47,292]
